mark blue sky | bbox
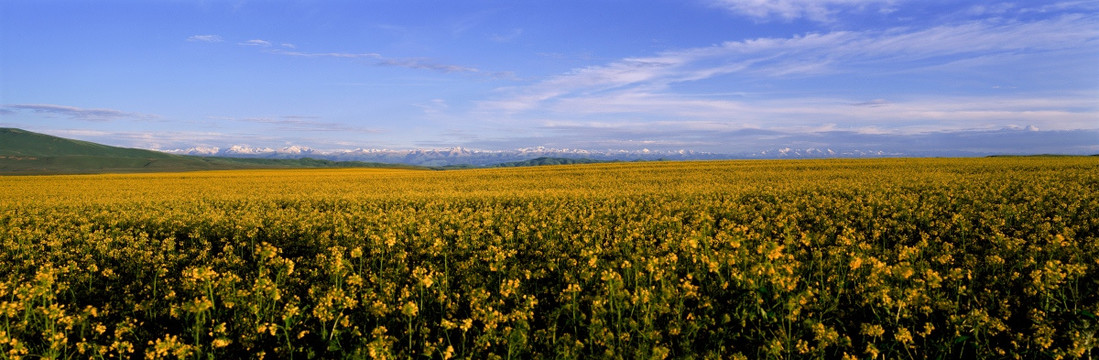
[2,0,1097,155]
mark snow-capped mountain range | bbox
[159,145,900,166]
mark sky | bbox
[2,0,1098,155]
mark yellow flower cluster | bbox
[0,157,1096,358]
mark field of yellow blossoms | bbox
[1,157,1096,359]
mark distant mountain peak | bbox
[0,128,418,174]
[157,144,727,166]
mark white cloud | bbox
[708,0,904,22]
[458,118,1099,155]
[481,13,1099,132]
[414,99,452,117]
[239,39,272,47]
[268,49,479,73]
[490,28,524,43]
[377,58,479,73]
[2,104,157,121]
[1021,1,1099,14]
[62,129,261,151]
[231,115,382,133]
[269,49,382,59]
[535,92,1099,134]
[186,34,223,42]
[852,99,890,107]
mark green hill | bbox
[494,156,608,167]
[0,128,418,174]
[0,128,178,159]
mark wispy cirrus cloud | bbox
[490,28,524,43]
[535,92,1099,133]
[186,34,481,74]
[238,39,272,47]
[186,34,223,42]
[268,49,480,73]
[228,115,383,133]
[481,12,1099,133]
[1,104,157,121]
[268,49,382,59]
[708,0,904,22]
[458,121,1099,155]
[39,129,285,151]
[377,58,479,73]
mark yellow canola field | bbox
[1,158,1097,359]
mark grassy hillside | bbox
[0,128,419,174]
[494,156,608,167]
[0,128,177,159]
